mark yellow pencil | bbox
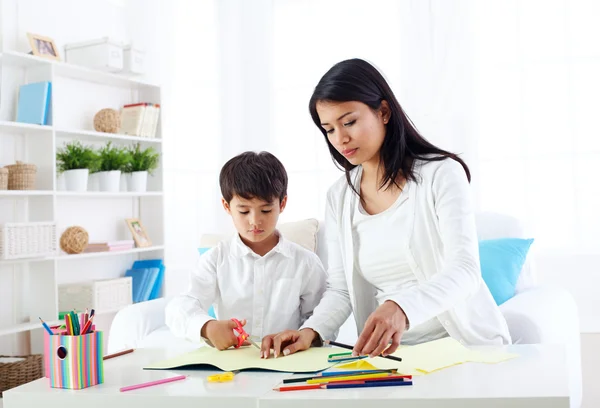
[307,372,395,384]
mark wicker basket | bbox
[0,354,43,397]
[6,161,37,190]
[0,167,7,190]
[0,222,57,260]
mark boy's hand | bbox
[201,319,248,350]
[260,328,317,358]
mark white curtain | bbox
[167,0,600,326]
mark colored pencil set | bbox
[273,369,413,392]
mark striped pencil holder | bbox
[47,331,104,389]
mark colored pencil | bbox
[316,375,410,385]
[38,317,54,335]
[325,340,403,362]
[120,375,187,392]
[282,369,398,384]
[103,348,134,360]
[308,372,397,384]
[275,379,413,392]
[325,380,412,389]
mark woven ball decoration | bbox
[93,108,120,133]
[60,226,89,254]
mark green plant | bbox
[56,141,101,173]
[98,142,131,172]
[125,143,160,175]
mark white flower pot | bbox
[98,170,121,192]
[64,169,89,192]
[88,172,99,191]
[120,172,129,192]
[128,171,148,192]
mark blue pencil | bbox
[38,317,54,335]
[325,380,413,389]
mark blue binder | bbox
[16,81,51,125]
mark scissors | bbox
[231,318,261,350]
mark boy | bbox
[165,151,327,355]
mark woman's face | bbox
[317,100,389,167]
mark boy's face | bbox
[222,195,287,244]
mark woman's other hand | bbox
[353,300,407,357]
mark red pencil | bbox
[273,384,323,392]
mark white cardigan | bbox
[301,158,512,346]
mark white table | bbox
[3,344,571,408]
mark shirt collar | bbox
[230,229,293,259]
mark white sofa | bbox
[108,212,582,407]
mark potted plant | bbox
[56,141,100,191]
[124,143,160,192]
[97,142,131,192]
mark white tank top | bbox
[352,181,448,345]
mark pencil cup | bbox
[46,330,104,389]
[44,325,95,378]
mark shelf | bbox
[0,190,53,197]
[0,51,159,89]
[0,120,53,136]
[56,128,162,144]
[0,51,51,69]
[56,191,163,198]
[0,319,62,337]
[55,245,165,261]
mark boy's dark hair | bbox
[219,151,288,204]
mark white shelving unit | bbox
[0,51,166,353]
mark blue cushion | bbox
[198,247,216,318]
[479,238,534,305]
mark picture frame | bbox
[27,32,61,61]
[125,218,152,248]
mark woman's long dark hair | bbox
[309,59,470,195]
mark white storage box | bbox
[0,222,57,260]
[65,37,124,72]
[123,45,145,75]
[58,277,132,313]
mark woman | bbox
[260,59,510,360]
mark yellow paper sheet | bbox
[145,345,347,373]
[333,337,518,375]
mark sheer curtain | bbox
[167,0,598,326]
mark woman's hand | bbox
[260,328,317,359]
[353,300,407,358]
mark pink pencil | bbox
[119,375,187,392]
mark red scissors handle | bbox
[231,318,249,348]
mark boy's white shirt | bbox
[300,158,512,346]
[165,231,327,344]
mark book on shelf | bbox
[119,102,160,138]
[16,81,52,125]
[125,259,164,303]
[84,240,135,253]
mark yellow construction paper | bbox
[342,337,518,375]
[145,337,518,375]
[144,345,347,373]
[335,359,380,370]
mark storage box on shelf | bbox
[58,277,133,314]
[0,222,57,260]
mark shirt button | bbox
[444,320,451,326]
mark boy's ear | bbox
[279,196,287,212]
[221,198,232,214]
